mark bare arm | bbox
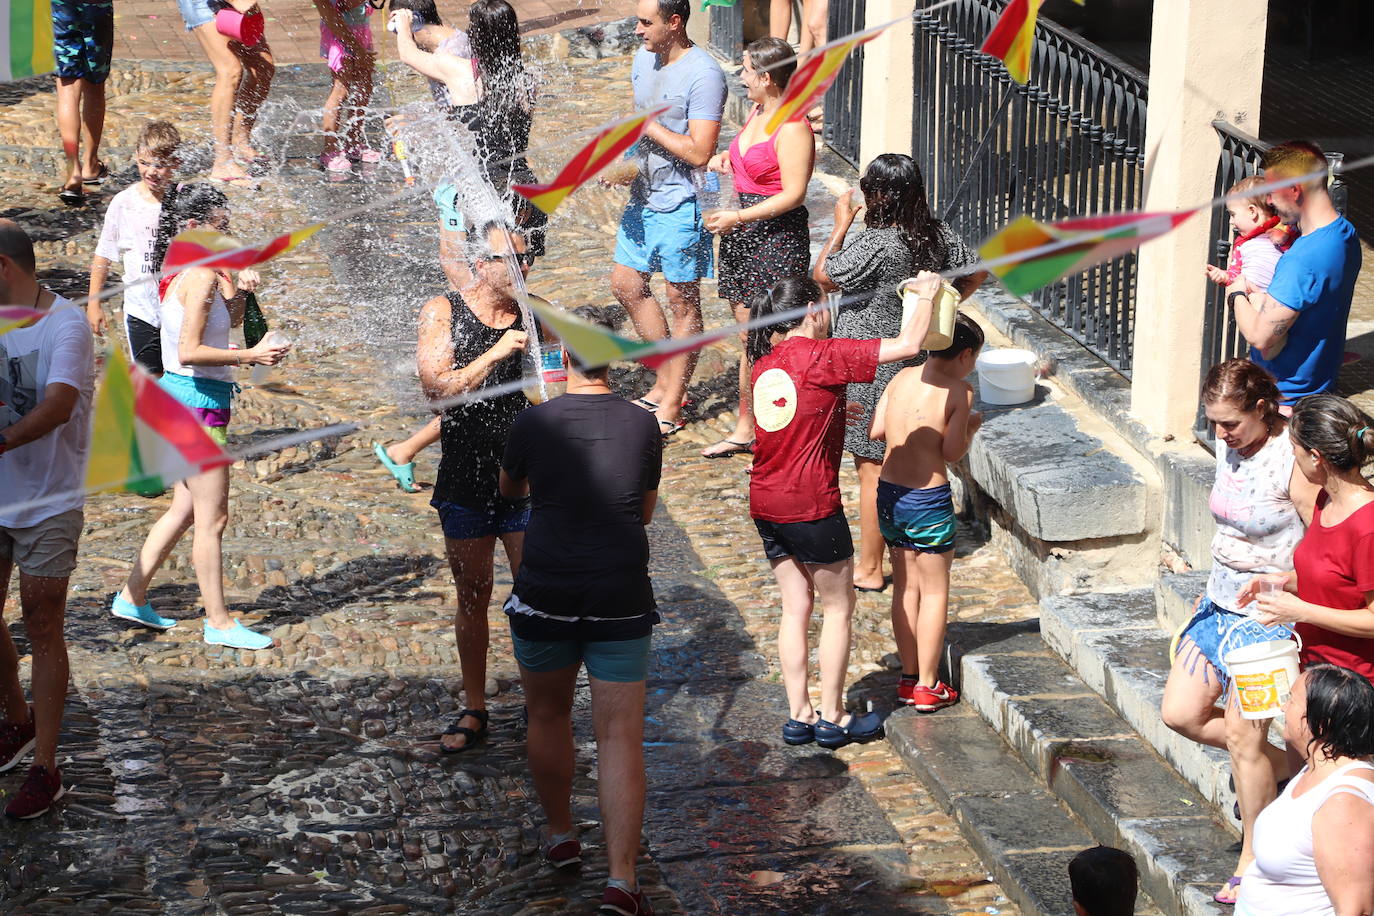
[953,270,989,300]
[0,383,79,451]
[1230,282,1299,359]
[877,271,939,364]
[392,16,477,102]
[1313,792,1374,916]
[942,387,982,463]
[739,122,813,220]
[643,117,720,170]
[177,269,285,367]
[417,296,527,400]
[1289,460,1320,527]
[813,191,863,292]
[642,490,658,525]
[869,387,890,443]
[1255,590,1374,638]
[498,468,528,500]
[87,255,112,334]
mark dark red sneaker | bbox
[896,677,921,706]
[911,681,959,713]
[600,885,655,915]
[543,834,581,869]
[5,764,64,819]
[0,711,35,773]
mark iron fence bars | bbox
[822,0,865,167]
[709,1,744,64]
[911,0,1147,373]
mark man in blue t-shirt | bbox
[609,0,726,437]
[1229,140,1362,402]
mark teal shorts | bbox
[614,198,713,283]
[510,632,652,683]
[878,480,956,553]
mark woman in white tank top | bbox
[1237,664,1374,915]
[111,183,290,652]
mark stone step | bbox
[1040,590,1284,825]
[952,628,1233,916]
[1156,571,1211,633]
[886,704,1164,916]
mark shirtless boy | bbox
[869,311,985,712]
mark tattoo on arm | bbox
[1271,318,1293,338]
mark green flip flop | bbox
[373,442,420,493]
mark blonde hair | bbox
[1262,140,1328,194]
[137,120,181,159]
[1227,176,1277,218]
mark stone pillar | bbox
[687,1,710,50]
[858,0,916,169]
[1129,0,1266,439]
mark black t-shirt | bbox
[501,393,663,640]
[433,292,529,511]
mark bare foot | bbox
[234,145,262,163]
[210,160,252,182]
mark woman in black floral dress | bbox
[814,154,986,591]
[700,36,816,459]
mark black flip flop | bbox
[82,162,109,185]
[854,575,892,593]
[633,397,660,412]
[703,438,753,459]
[440,708,488,754]
[659,419,685,440]
[58,188,84,207]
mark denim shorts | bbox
[511,631,652,683]
[431,498,529,540]
[614,198,713,283]
[1175,596,1295,691]
[177,0,216,30]
[877,480,956,553]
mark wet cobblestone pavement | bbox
[2,39,1032,915]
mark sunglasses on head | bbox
[484,251,534,266]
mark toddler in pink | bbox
[315,0,379,172]
[1206,174,1296,293]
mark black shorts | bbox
[125,315,163,376]
[754,511,853,565]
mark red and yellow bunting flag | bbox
[512,106,671,215]
[162,223,325,272]
[981,0,1082,84]
[526,296,741,371]
[979,211,1193,297]
[86,346,232,497]
[0,306,46,336]
[763,20,892,134]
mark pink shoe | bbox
[347,146,384,163]
[319,151,352,173]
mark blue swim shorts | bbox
[614,198,713,284]
[432,183,466,234]
[52,0,113,83]
[431,498,529,540]
[1175,596,1295,693]
[877,480,956,553]
[176,0,216,31]
[510,631,652,683]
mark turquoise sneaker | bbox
[110,595,177,630]
[204,620,274,651]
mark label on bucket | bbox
[1234,667,1291,716]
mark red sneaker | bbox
[600,885,655,915]
[5,764,64,819]
[896,677,921,706]
[911,681,959,713]
[0,711,35,773]
[543,834,582,869]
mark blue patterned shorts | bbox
[51,0,114,83]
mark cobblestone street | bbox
[0,31,1034,915]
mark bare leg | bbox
[911,548,952,685]
[321,73,349,157]
[120,480,196,606]
[386,417,442,467]
[1223,694,1287,896]
[186,466,232,629]
[519,661,580,837]
[803,0,828,53]
[191,24,250,180]
[55,77,84,193]
[79,80,106,178]
[17,573,70,771]
[890,546,919,677]
[0,559,31,723]
[590,676,648,887]
[657,281,703,426]
[810,558,855,724]
[1160,637,1227,749]
[702,302,755,456]
[770,557,817,723]
[852,456,885,590]
[612,265,670,408]
[441,535,496,751]
[769,0,793,40]
[343,63,373,151]
[232,41,275,161]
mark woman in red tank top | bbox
[1245,395,1374,686]
[700,36,815,460]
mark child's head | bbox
[151,183,230,270]
[1225,175,1277,235]
[747,275,822,363]
[926,312,984,377]
[389,0,442,26]
[135,121,181,196]
[1069,846,1138,916]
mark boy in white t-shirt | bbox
[1206,174,1295,294]
[87,120,180,375]
[0,220,95,819]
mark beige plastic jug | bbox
[897,279,959,351]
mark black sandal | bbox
[440,708,488,754]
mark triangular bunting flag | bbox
[513,106,670,215]
[163,223,325,272]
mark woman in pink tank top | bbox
[700,36,815,460]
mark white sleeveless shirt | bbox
[160,271,234,382]
[1237,760,1374,916]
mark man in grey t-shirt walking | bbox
[610,0,726,438]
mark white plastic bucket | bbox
[896,279,959,351]
[1221,619,1302,720]
[975,348,1036,405]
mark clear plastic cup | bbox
[693,169,739,222]
[250,330,291,385]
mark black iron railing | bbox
[708,2,744,64]
[822,0,865,168]
[912,0,1147,373]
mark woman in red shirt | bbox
[1245,395,1374,686]
[748,271,937,749]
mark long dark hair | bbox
[1303,663,1374,760]
[1289,393,1374,472]
[152,182,228,271]
[469,0,527,99]
[859,153,948,269]
[747,276,821,363]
